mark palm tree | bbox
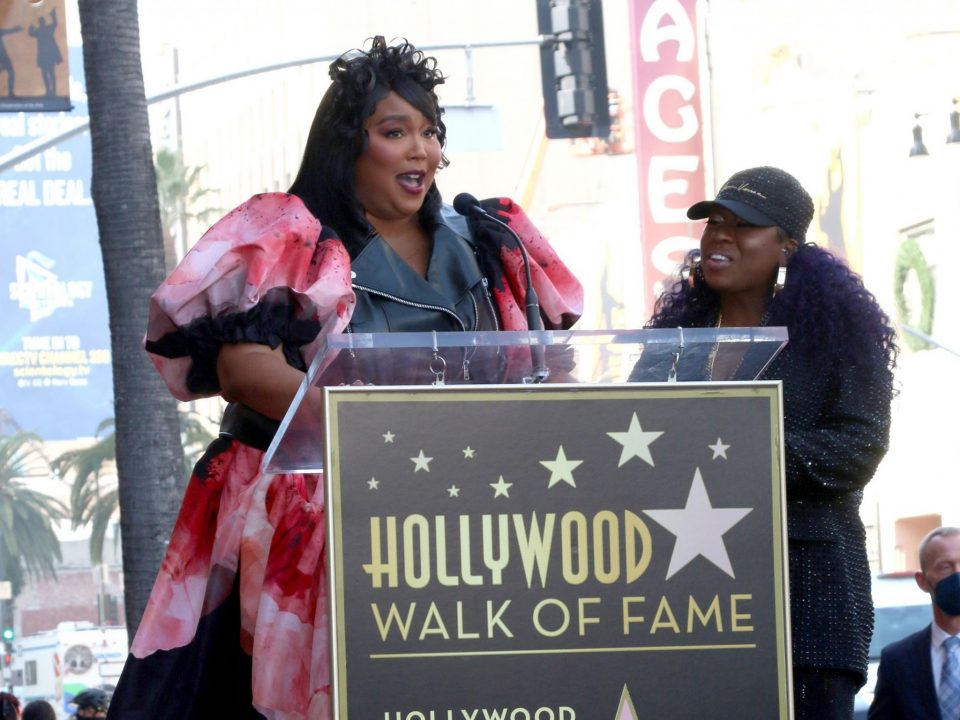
[53,411,217,565]
[78,0,187,639]
[153,148,220,270]
[51,419,117,566]
[0,432,66,597]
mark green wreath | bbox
[893,236,935,351]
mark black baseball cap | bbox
[687,166,814,241]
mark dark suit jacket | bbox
[868,624,940,719]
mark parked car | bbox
[852,573,931,718]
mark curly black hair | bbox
[288,37,448,253]
[648,242,898,376]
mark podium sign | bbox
[324,382,791,719]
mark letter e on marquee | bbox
[628,0,707,313]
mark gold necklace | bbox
[705,311,747,381]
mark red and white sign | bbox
[628,0,708,314]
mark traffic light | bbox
[537,0,610,139]
[0,627,12,643]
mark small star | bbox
[410,450,433,472]
[607,413,664,467]
[462,446,475,459]
[540,446,583,488]
[448,485,460,498]
[383,431,395,443]
[367,478,379,490]
[490,476,513,498]
[709,437,730,460]
[644,468,752,579]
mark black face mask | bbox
[934,571,960,616]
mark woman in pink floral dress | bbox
[106,37,583,720]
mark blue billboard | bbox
[0,46,113,440]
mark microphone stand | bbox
[454,195,549,383]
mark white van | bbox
[10,621,127,719]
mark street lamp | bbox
[947,99,960,144]
[909,113,929,157]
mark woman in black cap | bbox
[632,166,897,719]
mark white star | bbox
[383,431,395,443]
[462,446,475,459]
[448,485,460,498]
[709,437,730,460]
[367,477,379,490]
[540,446,583,488]
[490,476,513,498]
[410,450,433,472]
[607,413,664,467]
[643,468,752,579]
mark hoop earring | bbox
[773,265,787,297]
[681,252,701,289]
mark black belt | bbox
[219,402,280,452]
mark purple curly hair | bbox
[648,242,898,378]
[289,37,448,250]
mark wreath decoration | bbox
[893,236,935,351]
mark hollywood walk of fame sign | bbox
[323,382,792,719]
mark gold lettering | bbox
[419,602,450,640]
[456,601,480,639]
[370,602,416,641]
[625,511,652,582]
[482,514,509,585]
[363,516,398,588]
[487,600,513,638]
[403,515,430,589]
[459,516,483,585]
[533,598,569,637]
[650,596,680,633]
[687,594,722,632]
[730,594,753,631]
[561,512,588,585]
[622,596,646,634]
[513,513,555,588]
[578,597,602,635]
[434,516,458,587]
[593,511,620,584]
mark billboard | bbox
[0,45,113,440]
[0,0,71,113]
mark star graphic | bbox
[447,485,460,498]
[462,446,475,459]
[643,468,752,579]
[607,413,664,467]
[382,431,395,443]
[616,685,639,720]
[490,476,512,498]
[709,437,730,460]
[540,445,583,488]
[367,477,379,490]
[410,450,433,472]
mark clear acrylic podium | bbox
[262,326,794,719]
[262,326,788,474]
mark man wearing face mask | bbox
[869,526,960,719]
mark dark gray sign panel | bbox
[325,383,791,719]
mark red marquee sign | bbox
[628,0,708,315]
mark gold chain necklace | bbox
[705,311,746,381]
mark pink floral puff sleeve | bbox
[144,192,356,400]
